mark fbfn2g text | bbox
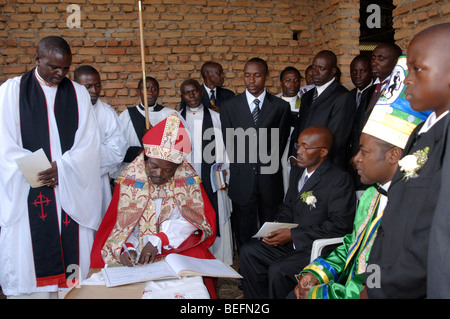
[180,302,270,317]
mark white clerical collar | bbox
[35,67,57,88]
[316,77,335,96]
[187,103,204,114]
[418,110,449,135]
[138,103,156,112]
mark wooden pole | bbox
[138,1,150,130]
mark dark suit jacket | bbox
[220,91,291,206]
[274,159,356,252]
[347,85,376,160]
[180,84,235,110]
[289,80,352,167]
[428,114,450,298]
[366,113,449,298]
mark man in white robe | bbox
[180,79,233,265]
[0,36,102,298]
[74,65,127,218]
[277,67,302,194]
[113,77,186,179]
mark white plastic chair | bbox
[309,191,364,263]
[310,237,344,263]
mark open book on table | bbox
[101,254,242,287]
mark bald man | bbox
[366,23,450,299]
[240,126,355,299]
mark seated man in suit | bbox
[239,126,356,299]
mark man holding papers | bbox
[0,36,102,298]
[90,113,217,297]
[239,126,355,299]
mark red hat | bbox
[142,113,191,164]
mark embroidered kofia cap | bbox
[142,112,191,164]
[362,55,431,149]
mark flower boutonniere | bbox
[300,191,317,209]
[398,146,429,181]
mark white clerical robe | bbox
[277,94,301,194]
[185,105,233,265]
[0,73,102,296]
[92,99,127,218]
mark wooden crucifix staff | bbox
[138,0,151,130]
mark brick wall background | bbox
[0,0,448,114]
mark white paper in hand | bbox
[15,148,52,188]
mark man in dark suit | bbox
[364,24,450,298]
[363,43,402,127]
[220,57,291,251]
[181,61,234,113]
[289,50,352,168]
[239,126,356,299]
[346,54,374,189]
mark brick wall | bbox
[0,0,448,113]
[392,0,450,50]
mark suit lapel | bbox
[258,93,277,127]
[311,80,337,107]
[296,159,331,200]
[236,93,255,128]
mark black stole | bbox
[19,68,79,288]
[181,106,219,236]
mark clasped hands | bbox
[120,242,158,267]
[262,227,292,247]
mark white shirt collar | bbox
[245,89,266,111]
[315,77,335,96]
[418,110,449,135]
[357,79,374,95]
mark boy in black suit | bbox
[220,57,291,251]
[239,126,355,299]
[365,23,450,299]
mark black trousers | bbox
[239,239,311,299]
[231,198,280,253]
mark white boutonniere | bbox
[398,146,429,181]
[300,191,317,209]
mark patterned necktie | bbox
[356,91,362,109]
[210,89,216,106]
[312,88,318,103]
[252,99,260,126]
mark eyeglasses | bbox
[294,143,327,152]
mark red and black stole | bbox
[19,68,79,288]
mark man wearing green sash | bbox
[293,56,430,299]
[293,131,402,299]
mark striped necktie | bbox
[210,89,216,106]
[312,88,318,103]
[252,99,260,125]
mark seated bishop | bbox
[90,113,217,297]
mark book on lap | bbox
[101,254,242,287]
